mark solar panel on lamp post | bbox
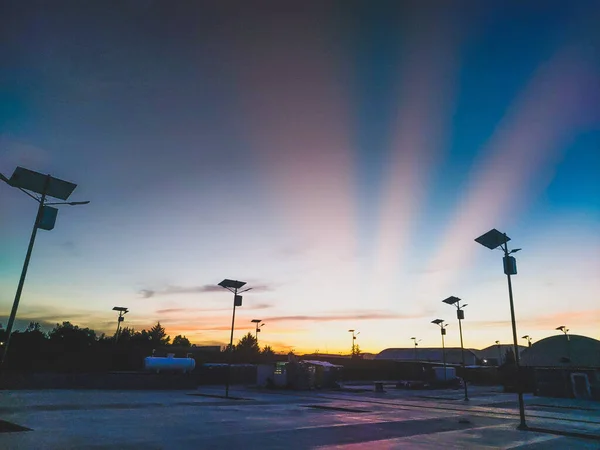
[432,319,448,381]
[442,296,469,401]
[113,307,129,343]
[475,228,526,430]
[0,167,89,368]
[219,279,252,398]
[522,335,532,348]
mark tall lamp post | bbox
[219,279,252,398]
[475,228,526,430]
[0,166,88,367]
[442,296,469,401]
[113,307,129,343]
[251,319,264,344]
[410,337,421,362]
[495,340,503,366]
[348,329,359,357]
[522,335,532,348]
[431,319,448,381]
[556,326,570,362]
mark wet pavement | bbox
[0,384,598,449]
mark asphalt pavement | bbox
[0,384,598,449]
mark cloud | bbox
[472,309,600,332]
[264,310,426,323]
[155,303,273,315]
[139,283,273,298]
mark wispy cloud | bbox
[155,303,272,315]
[264,310,426,323]
[139,283,273,298]
[472,309,600,332]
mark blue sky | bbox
[1,1,599,353]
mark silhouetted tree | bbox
[235,332,260,362]
[116,327,135,343]
[149,322,170,346]
[26,321,43,333]
[261,345,275,356]
[48,321,97,351]
[172,335,191,347]
[352,344,363,359]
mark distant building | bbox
[473,344,526,366]
[520,335,600,400]
[375,347,479,366]
[521,335,600,368]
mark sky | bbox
[1,1,599,354]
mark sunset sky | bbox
[1,1,599,354]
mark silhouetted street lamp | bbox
[522,335,532,348]
[475,228,526,429]
[113,307,129,343]
[349,329,359,356]
[442,296,469,401]
[219,279,252,398]
[251,319,264,343]
[431,319,448,381]
[410,337,421,361]
[495,340,503,365]
[556,326,571,362]
[0,167,88,367]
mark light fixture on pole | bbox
[431,319,448,381]
[348,330,359,357]
[522,335,532,348]
[0,167,89,367]
[251,319,264,343]
[219,279,252,398]
[475,228,526,429]
[410,337,421,362]
[113,307,129,343]
[495,340,503,366]
[442,296,469,401]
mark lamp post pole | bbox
[348,330,359,357]
[502,238,527,430]
[1,177,49,366]
[252,319,263,344]
[410,337,420,362]
[475,228,527,430]
[495,340,502,366]
[113,307,129,343]
[457,309,468,401]
[432,320,447,381]
[442,296,468,401]
[219,279,251,399]
[0,167,88,369]
[556,326,570,362]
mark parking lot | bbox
[1,384,599,449]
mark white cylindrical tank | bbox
[144,354,196,373]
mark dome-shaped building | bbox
[521,334,600,368]
[521,334,600,400]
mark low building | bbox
[375,347,479,366]
[474,344,526,366]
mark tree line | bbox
[0,321,277,372]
